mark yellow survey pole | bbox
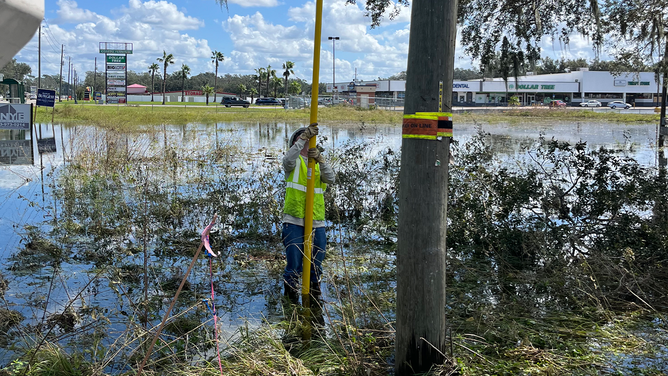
[302,0,323,303]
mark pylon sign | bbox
[100,42,132,104]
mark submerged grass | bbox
[3,121,668,375]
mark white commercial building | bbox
[370,69,666,107]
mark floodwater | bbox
[0,119,664,372]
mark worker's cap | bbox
[289,127,307,146]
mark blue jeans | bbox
[282,223,326,290]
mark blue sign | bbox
[36,89,56,107]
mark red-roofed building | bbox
[127,84,146,94]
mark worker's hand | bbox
[308,147,325,163]
[299,122,319,140]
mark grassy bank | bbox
[34,103,661,128]
[34,103,403,127]
[457,107,661,123]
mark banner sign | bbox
[106,71,125,78]
[0,140,32,165]
[99,42,133,54]
[95,92,102,100]
[37,138,57,154]
[106,55,126,64]
[106,92,126,97]
[107,79,126,86]
[0,104,31,130]
[107,64,126,70]
[107,86,126,92]
[100,49,132,54]
[36,89,56,107]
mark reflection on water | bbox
[0,119,665,372]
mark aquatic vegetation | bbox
[1,123,667,375]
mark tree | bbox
[148,63,159,102]
[536,57,562,74]
[0,58,32,81]
[202,85,214,105]
[602,0,668,124]
[271,76,283,97]
[179,64,191,103]
[157,51,175,105]
[282,61,295,97]
[453,68,482,80]
[211,50,224,102]
[265,65,276,97]
[237,83,246,98]
[388,71,407,80]
[289,81,301,95]
[254,68,264,97]
[248,87,258,103]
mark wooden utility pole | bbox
[38,25,41,89]
[67,57,71,100]
[59,45,63,102]
[395,0,457,373]
[658,42,667,147]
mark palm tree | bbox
[272,76,283,97]
[254,68,265,97]
[148,63,159,102]
[202,85,214,105]
[237,83,247,99]
[211,50,224,102]
[265,65,276,97]
[282,61,295,98]
[157,51,175,105]
[179,64,191,103]
[289,81,301,95]
[249,87,258,104]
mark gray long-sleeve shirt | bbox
[283,138,335,228]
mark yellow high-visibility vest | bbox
[284,155,327,220]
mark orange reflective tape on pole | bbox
[302,0,323,299]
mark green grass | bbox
[35,103,661,129]
[35,103,403,127]
[458,107,661,123]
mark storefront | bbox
[369,69,665,107]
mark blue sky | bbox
[15,0,602,83]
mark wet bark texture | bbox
[395,0,457,374]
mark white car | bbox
[580,100,601,107]
[608,101,631,109]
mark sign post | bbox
[100,42,132,105]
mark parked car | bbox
[221,97,250,108]
[255,97,282,105]
[580,100,601,107]
[318,97,332,105]
[549,100,567,107]
[608,101,632,109]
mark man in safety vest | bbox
[282,123,335,304]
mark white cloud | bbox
[222,1,413,81]
[119,0,204,30]
[55,0,98,24]
[227,0,280,7]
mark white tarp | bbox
[0,0,44,68]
